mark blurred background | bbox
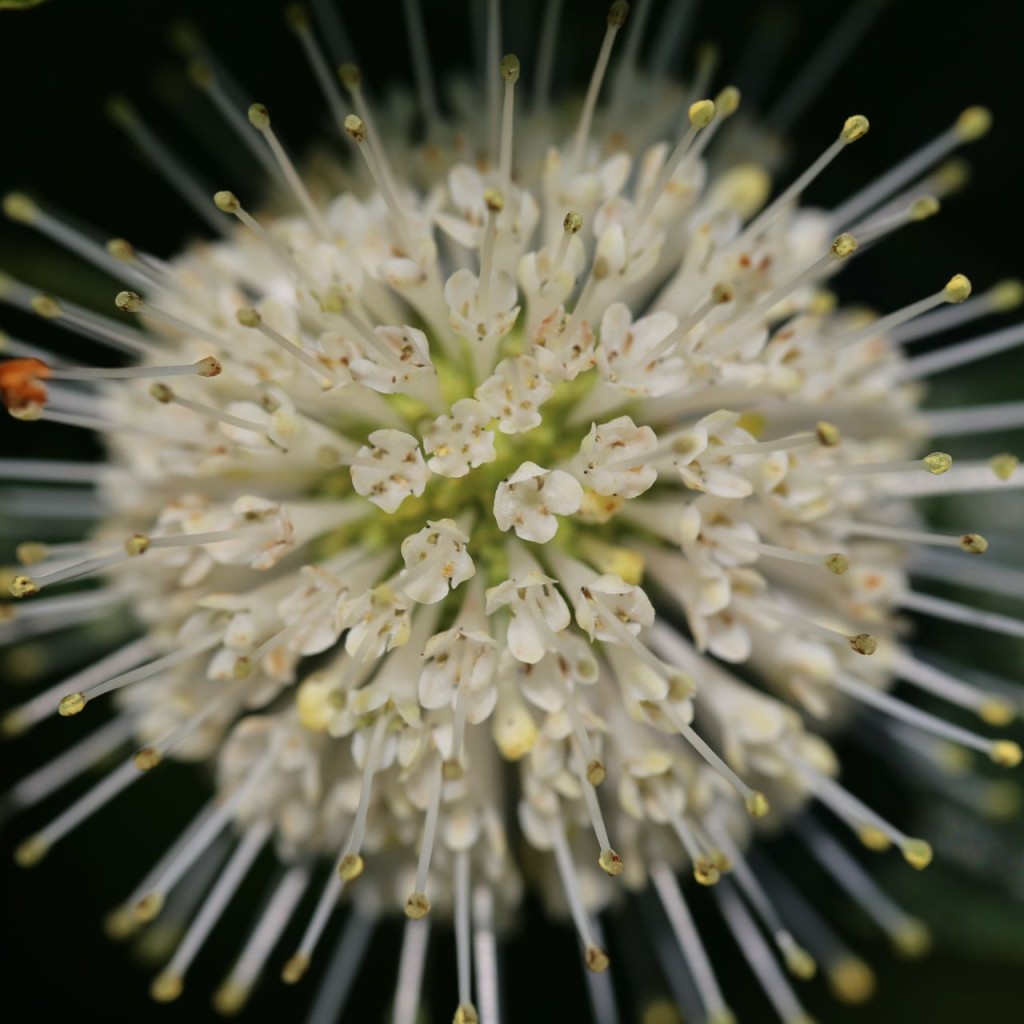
[1,0,1022,1021]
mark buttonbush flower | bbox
[2,2,1022,1022]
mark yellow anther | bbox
[281,952,309,984]
[901,838,933,870]
[599,848,625,876]
[2,192,37,223]
[13,834,48,867]
[989,279,1024,311]
[923,452,953,474]
[784,945,817,980]
[134,891,165,922]
[247,103,271,130]
[909,195,940,220]
[586,759,606,786]
[824,553,849,575]
[151,972,184,1003]
[133,747,162,772]
[715,85,741,118]
[943,274,972,303]
[585,944,611,972]
[990,740,1023,768]
[115,290,144,313]
[955,105,992,142]
[607,1,630,28]
[829,957,876,1004]
[978,698,1016,726]
[745,791,770,818]
[989,453,1019,480]
[693,858,720,886]
[483,188,505,213]
[454,1004,480,1024]
[688,99,716,129]
[841,115,870,143]
[337,852,364,881]
[214,190,240,213]
[30,294,61,319]
[405,892,431,919]
[58,691,87,717]
[830,233,858,258]
[959,533,988,554]
[212,979,250,1017]
[338,63,362,90]
[124,533,150,556]
[816,421,841,447]
[857,825,891,851]
[236,307,262,328]
[848,633,877,656]
[892,919,932,958]
[500,53,520,83]
[344,114,367,143]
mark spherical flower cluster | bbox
[2,2,1023,1022]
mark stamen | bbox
[343,116,415,253]
[660,702,769,817]
[708,824,816,979]
[60,634,221,715]
[897,321,1024,380]
[730,537,850,575]
[1,281,159,357]
[134,684,241,772]
[472,886,501,1024]
[213,191,309,280]
[286,5,350,136]
[531,0,564,115]
[185,60,286,187]
[834,520,987,553]
[713,882,815,1024]
[2,192,151,289]
[796,818,933,957]
[649,860,732,1022]
[550,818,609,973]
[792,758,933,869]
[850,194,940,246]
[830,106,991,229]
[338,64,401,201]
[391,917,431,1024]
[755,604,877,657]
[835,671,1019,767]
[498,54,520,194]
[13,757,140,867]
[824,274,971,353]
[630,97,721,240]
[570,750,622,877]
[3,715,133,811]
[570,2,631,178]
[550,210,583,276]
[105,97,226,235]
[737,114,870,245]
[892,278,1023,345]
[213,864,311,1016]
[305,910,377,1024]
[894,650,1016,725]
[657,786,719,886]
[401,0,441,129]
[150,821,271,1003]
[138,748,276,922]
[820,451,952,477]
[247,104,331,240]
[149,382,269,435]
[900,588,1024,642]
[453,849,478,1020]
[766,0,892,134]
[924,400,1024,437]
[644,282,736,362]
[11,550,128,600]
[114,289,230,348]
[48,357,221,382]
[486,0,502,163]
[1,637,152,736]
[0,459,101,484]
[236,307,335,385]
[406,756,443,918]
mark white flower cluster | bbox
[2,2,1022,1022]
